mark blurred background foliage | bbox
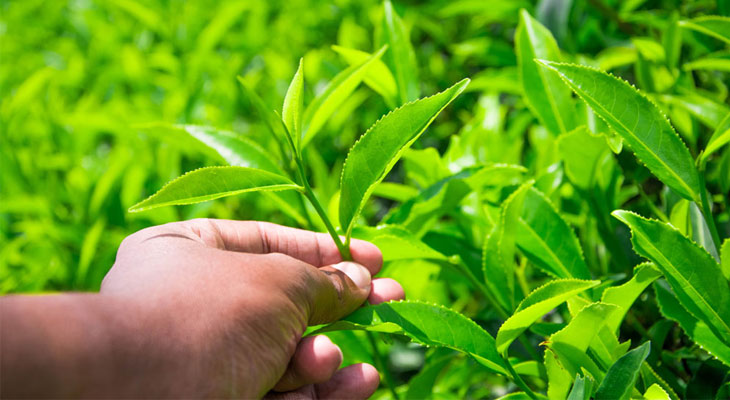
[2,0,730,397]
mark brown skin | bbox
[1,219,405,399]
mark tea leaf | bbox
[129,167,302,212]
[595,341,651,400]
[515,10,575,135]
[613,210,730,345]
[680,16,730,44]
[516,188,591,280]
[601,262,662,334]
[237,76,296,152]
[643,384,670,400]
[654,281,730,366]
[351,225,446,261]
[378,0,419,104]
[302,46,387,146]
[313,300,508,375]
[702,113,730,163]
[332,45,398,107]
[539,61,701,202]
[339,78,469,238]
[721,239,730,280]
[282,58,304,151]
[557,126,609,188]
[496,279,599,354]
[567,375,592,400]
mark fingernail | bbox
[331,261,371,291]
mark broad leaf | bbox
[339,78,470,238]
[515,10,575,135]
[496,279,599,354]
[282,58,304,151]
[703,113,730,163]
[377,0,419,104]
[237,77,296,152]
[643,384,671,400]
[516,188,591,280]
[539,61,701,202]
[680,16,730,44]
[654,281,730,366]
[351,225,446,261]
[313,300,508,375]
[331,45,398,107]
[483,182,532,311]
[595,341,651,400]
[129,167,302,212]
[613,210,730,345]
[301,46,387,146]
[601,262,662,334]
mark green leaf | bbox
[683,54,730,72]
[680,16,730,44]
[172,125,282,173]
[237,76,296,153]
[557,126,610,189]
[703,113,730,163]
[483,181,533,311]
[351,225,447,262]
[515,10,575,135]
[129,167,302,212]
[661,93,730,129]
[339,78,470,238]
[613,210,730,345]
[601,262,662,334]
[567,375,593,400]
[496,279,600,354]
[539,61,701,202]
[721,239,730,280]
[643,383,670,400]
[331,45,398,107]
[282,58,304,151]
[654,281,730,366]
[301,46,387,146]
[595,341,651,400]
[516,188,591,280]
[313,300,508,375]
[405,353,452,400]
[378,0,419,104]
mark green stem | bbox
[503,357,539,400]
[366,331,400,400]
[698,166,722,253]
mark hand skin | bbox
[0,219,405,399]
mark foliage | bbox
[3,0,730,398]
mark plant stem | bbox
[503,357,539,400]
[697,166,722,254]
[366,331,400,400]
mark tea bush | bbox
[2,0,730,398]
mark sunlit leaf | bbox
[283,58,304,151]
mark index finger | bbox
[186,219,383,275]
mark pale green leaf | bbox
[496,279,599,354]
[129,167,302,212]
[516,188,591,280]
[643,383,670,400]
[595,341,651,400]
[661,93,730,129]
[313,300,508,375]
[601,262,662,334]
[282,58,304,150]
[331,45,398,107]
[339,78,470,238]
[683,54,730,72]
[721,239,730,280]
[680,16,730,44]
[557,126,610,188]
[654,281,730,366]
[613,210,730,345]
[539,61,701,202]
[515,9,575,135]
[378,0,419,104]
[703,113,730,163]
[351,225,446,262]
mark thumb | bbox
[305,261,371,325]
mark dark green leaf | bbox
[595,341,651,400]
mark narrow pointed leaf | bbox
[516,188,591,279]
[515,9,575,135]
[601,262,662,334]
[496,279,600,354]
[539,61,701,202]
[339,78,470,238]
[351,225,446,261]
[129,167,302,212]
[332,45,398,106]
[703,113,730,163]
[378,0,419,104]
[595,341,651,400]
[567,375,592,400]
[302,46,387,146]
[643,384,670,400]
[680,16,730,44]
[313,300,508,375]
[282,58,304,150]
[613,210,730,344]
[654,281,730,366]
[237,76,296,152]
[721,239,730,280]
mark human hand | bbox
[102,219,405,398]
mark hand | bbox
[1,219,404,399]
[103,219,405,398]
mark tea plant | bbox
[4,0,730,398]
